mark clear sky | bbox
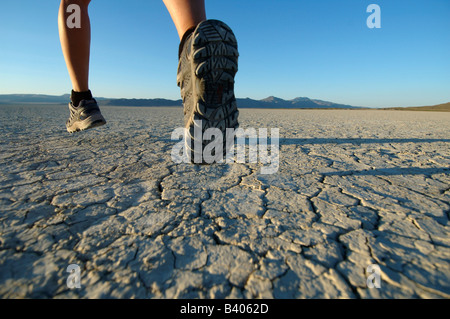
[1,0,449,108]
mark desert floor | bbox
[0,105,449,298]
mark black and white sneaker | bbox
[66,99,106,133]
[177,19,239,163]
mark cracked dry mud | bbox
[0,105,449,299]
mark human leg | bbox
[58,0,91,93]
[162,0,206,39]
[58,0,106,132]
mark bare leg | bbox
[58,0,91,92]
[163,0,207,39]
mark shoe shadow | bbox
[281,138,450,177]
[280,138,450,145]
[323,167,450,177]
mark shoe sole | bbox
[67,114,106,133]
[184,20,239,162]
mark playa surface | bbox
[0,105,449,298]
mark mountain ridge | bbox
[1,94,448,110]
[0,93,362,109]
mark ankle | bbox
[178,26,196,59]
[71,89,93,106]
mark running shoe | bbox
[66,99,106,133]
[177,19,239,163]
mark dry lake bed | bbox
[0,104,449,298]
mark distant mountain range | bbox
[1,94,448,111]
[236,96,361,109]
[0,94,362,109]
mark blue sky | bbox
[1,0,449,108]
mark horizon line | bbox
[0,93,449,110]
